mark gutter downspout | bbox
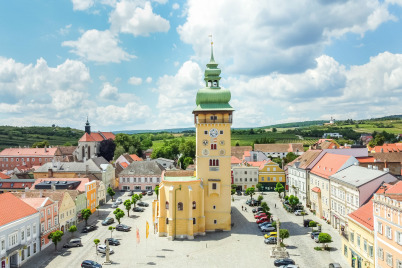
[174,184,182,240]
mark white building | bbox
[254,143,304,159]
[232,165,259,191]
[322,133,343,138]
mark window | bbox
[8,232,18,247]
[220,130,223,134]
[244,171,247,175]
[344,245,348,257]
[386,226,392,239]
[54,217,58,225]
[166,218,169,224]
[192,201,196,209]
[212,183,217,190]
[133,178,137,182]
[54,206,57,213]
[214,220,217,224]
[396,231,402,245]
[213,205,216,209]
[193,218,196,225]
[210,115,217,120]
[357,235,360,247]
[27,246,30,257]
[157,178,160,182]
[48,220,51,229]
[21,230,25,240]
[369,245,373,257]
[21,249,25,261]
[33,224,36,235]
[204,131,208,135]
[387,253,393,266]
[1,239,5,251]
[41,223,45,232]
[261,177,264,181]
[210,144,217,150]
[209,159,219,166]
[364,239,367,252]
[378,221,383,234]
[145,178,147,183]
[33,243,37,254]
[245,178,247,182]
[177,202,183,211]
[41,211,44,218]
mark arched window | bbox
[178,202,183,211]
[192,201,196,209]
[165,201,169,209]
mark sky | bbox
[0,0,402,132]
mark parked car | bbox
[264,236,277,244]
[274,258,295,267]
[310,231,321,239]
[97,245,114,254]
[141,190,147,195]
[250,199,261,206]
[255,213,267,219]
[81,225,97,233]
[252,207,263,213]
[128,191,134,196]
[81,260,102,268]
[147,190,153,196]
[329,264,342,268]
[245,199,253,205]
[303,219,312,227]
[138,201,149,207]
[279,265,299,268]
[133,207,145,212]
[111,202,119,208]
[116,224,131,232]
[116,198,123,204]
[63,238,82,248]
[261,226,276,232]
[294,210,304,216]
[104,238,120,246]
[313,233,321,243]
[236,191,242,196]
[264,232,277,239]
[259,222,273,229]
[101,217,114,226]
[256,217,269,224]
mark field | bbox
[339,122,402,134]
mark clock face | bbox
[203,139,209,146]
[202,149,209,156]
[219,140,225,146]
[219,149,226,156]
[209,128,219,138]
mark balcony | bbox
[195,118,232,124]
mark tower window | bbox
[165,201,169,209]
[166,218,169,224]
[213,205,216,209]
[204,131,208,135]
[193,218,196,224]
[212,183,217,190]
[213,81,218,87]
[192,201,196,209]
[214,220,217,224]
[210,115,217,120]
[177,202,183,211]
[211,144,217,150]
[209,159,219,167]
[220,130,223,134]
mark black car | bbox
[274,258,295,267]
[137,201,149,207]
[101,217,114,226]
[311,231,321,239]
[116,224,131,232]
[81,225,97,233]
[81,260,102,268]
[133,207,145,212]
[105,238,120,246]
[252,207,263,213]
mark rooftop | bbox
[119,161,164,176]
[330,165,392,188]
[348,200,374,230]
[0,193,38,226]
[0,147,58,156]
[254,143,304,153]
[311,153,355,179]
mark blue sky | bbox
[0,0,401,131]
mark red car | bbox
[254,213,267,219]
[256,217,270,224]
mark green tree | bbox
[256,183,263,193]
[113,208,125,224]
[124,199,132,217]
[272,128,277,133]
[279,229,290,244]
[288,195,299,211]
[272,220,280,228]
[48,230,64,251]
[182,156,194,170]
[231,188,236,195]
[261,201,270,215]
[63,142,72,146]
[318,233,332,249]
[154,186,160,200]
[114,146,125,160]
[139,193,143,200]
[258,195,264,202]
[285,152,298,164]
[245,187,255,201]
[99,138,116,162]
[68,225,77,238]
[107,187,115,201]
[81,208,92,226]
[94,239,100,255]
[132,194,140,207]
[274,182,285,198]
[108,226,115,238]
[309,221,317,232]
[32,140,50,148]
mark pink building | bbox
[20,197,59,249]
[0,147,57,170]
[373,181,402,268]
[118,161,164,191]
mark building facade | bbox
[0,147,57,171]
[258,161,286,192]
[0,193,40,268]
[232,166,258,191]
[118,161,164,192]
[254,143,304,159]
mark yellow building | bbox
[154,43,233,239]
[342,200,375,268]
[258,161,286,192]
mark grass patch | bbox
[314,247,323,251]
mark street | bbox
[23,192,350,268]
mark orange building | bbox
[373,181,402,268]
[85,180,97,213]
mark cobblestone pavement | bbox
[23,192,350,268]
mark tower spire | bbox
[209,34,215,63]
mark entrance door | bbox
[145,186,152,190]
[2,260,5,268]
[10,253,18,268]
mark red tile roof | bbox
[0,147,57,156]
[369,143,402,153]
[385,180,402,194]
[79,132,115,142]
[311,153,352,179]
[356,157,375,163]
[231,156,242,164]
[21,197,54,209]
[0,193,38,226]
[120,162,129,168]
[348,200,374,230]
[311,187,321,193]
[0,173,10,179]
[129,154,143,161]
[0,181,34,189]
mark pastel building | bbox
[232,165,259,191]
[373,181,402,268]
[0,147,57,171]
[254,143,304,159]
[0,193,40,268]
[258,161,286,192]
[118,161,164,191]
[154,44,233,239]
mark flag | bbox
[146,221,149,239]
[136,228,140,244]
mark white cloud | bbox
[100,82,119,99]
[59,24,72,35]
[152,0,168,4]
[62,29,135,63]
[128,76,142,85]
[172,3,179,10]
[178,0,396,76]
[71,0,94,11]
[146,77,152,83]
[109,0,170,36]
[96,101,151,127]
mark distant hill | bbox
[0,126,84,151]
[260,120,329,129]
[114,127,196,134]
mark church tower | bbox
[85,117,91,134]
[193,42,234,231]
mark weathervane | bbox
[209,34,213,45]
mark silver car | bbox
[111,202,119,208]
[97,245,114,254]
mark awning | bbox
[311,187,321,193]
[6,244,24,256]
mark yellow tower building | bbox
[153,43,234,239]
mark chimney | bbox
[380,148,384,153]
[48,168,53,178]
